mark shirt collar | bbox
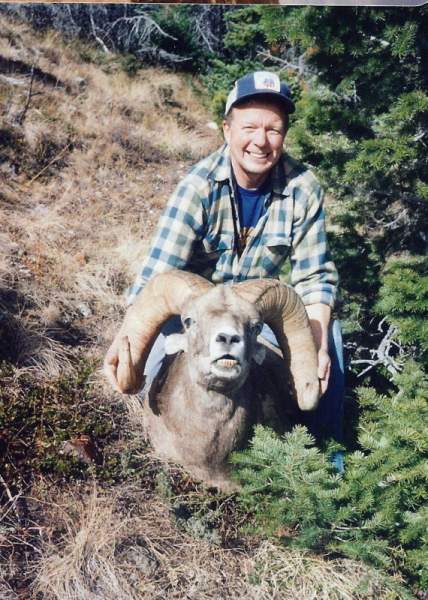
[208,144,231,183]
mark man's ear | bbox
[223,119,230,144]
[164,333,188,355]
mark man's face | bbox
[223,99,287,189]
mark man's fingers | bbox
[117,336,140,393]
[118,335,131,364]
[319,370,330,395]
[103,342,122,392]
[104,360,122,393]
[317,349,331,396]
[104,334,145,394]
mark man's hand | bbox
[103,332,144,394]
[317,347,331,396]
[305,303,332,397]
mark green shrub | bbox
[231,362,428,591]
[0,361,129,487]
[375,256,428,368]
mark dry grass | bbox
[248,542,407,600]
[33,488,139,600]
[30,484,407,600]
[0,15,219,376]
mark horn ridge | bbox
[115,270,213,393]
[233,279,320,411]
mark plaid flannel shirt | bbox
[127,144,338,307]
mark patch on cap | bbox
[253,72,281,92]
[224,70,295,116]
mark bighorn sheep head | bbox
[164,285,266,393]
[112,270,320,410]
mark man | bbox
[105,71,344,460]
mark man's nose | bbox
[253,128,268,146]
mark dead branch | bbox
[193,7,222,54]
[89,6,111,54]
[351,318,404,377]
[257,49,307,77]
[0,74,26,87]
[0,473,14,505]
[0,474,27,527]
[371,190,428,208]
[25,144,71,186]
[16,65,35,126]
[108,13,177,56]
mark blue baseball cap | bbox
[225,71,295,116]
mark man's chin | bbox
[243,155,275,172]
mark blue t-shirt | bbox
[236,180,270,250]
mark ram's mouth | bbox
[214,357,240,368]
[209,355,242,380]
[212,354,240,369]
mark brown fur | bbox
[144,344,298,491]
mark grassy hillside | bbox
[0,16,413,600]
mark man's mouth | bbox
[246,151,269,159]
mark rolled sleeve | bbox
[289,178,338,307]
[127,179,206,305]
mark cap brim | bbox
[228,90,295,115]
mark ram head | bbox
[106,270,320,490]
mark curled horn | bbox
[233,279,320,410]
[115,270,214,393]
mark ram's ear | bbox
[253,342,266,365]
[164,333,188,355]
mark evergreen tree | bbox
[375,256,428,370]
[232,364,428,590]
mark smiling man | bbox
[223,97,286,189]
[105,71,343,464]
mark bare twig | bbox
[0,474,26,526]
[257,49,308,78]
[371,190,428,207]
[16,65,35,126]
[351,318,404,377]
[25,144,71,186]
[89,6,111,54]
[109,13,177,55]
[0,473,14,505]
[194,9,220,54]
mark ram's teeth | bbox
[216,358,238,368]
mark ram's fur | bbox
[106,271,320,491]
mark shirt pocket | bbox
[262,234,292,275]
[193,234,234,280]
[202,233,234,256]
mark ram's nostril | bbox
[215,332,242,346]
[216,333,228,344]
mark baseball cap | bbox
[225,71,295,116]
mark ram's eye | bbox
[182,317,194,330]
[252,321,263,336]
